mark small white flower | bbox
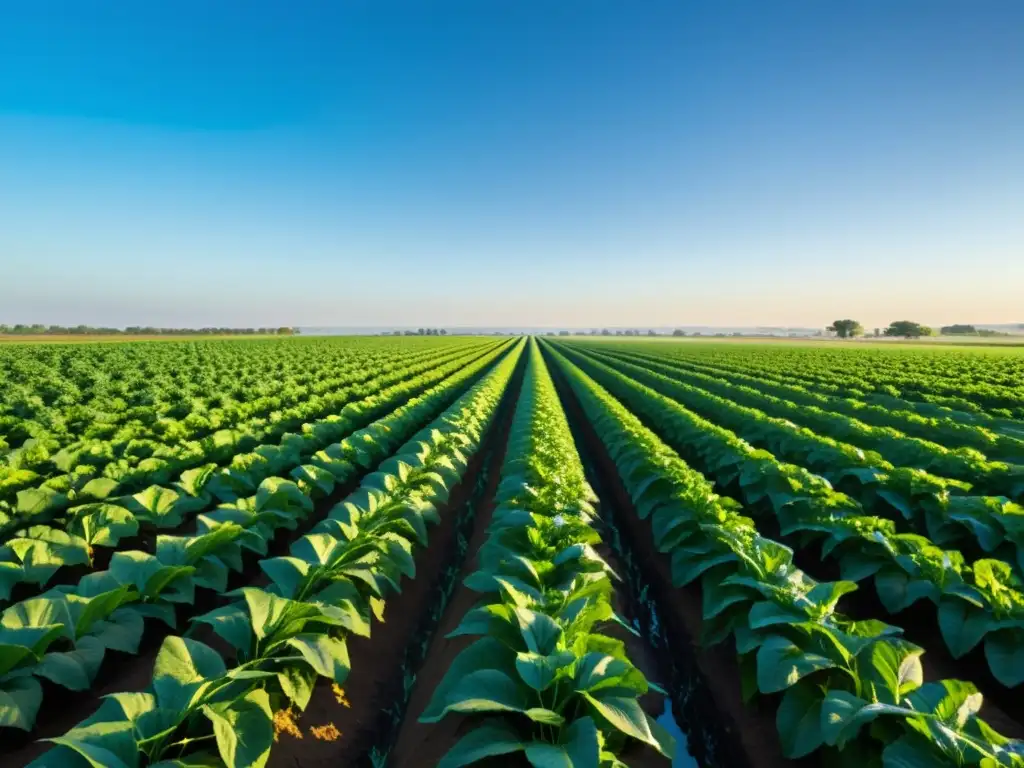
[553,514,566,528]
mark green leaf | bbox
[277,665,317,711]
[525,707,566,726]
[286,633,350,684]
[883,734,957,768]
[257,557,310,599]
[561,716,600,768]
[36,635,106,690]
[433,669,529,719]
[516,650,575,691]
[153,636,226,712]
[985,631,1024,687]
[525,743,573,767]
[514,607,563,655]
[859,639,924,704]
[437,721,525,768]
[0,676,43,730]
[776,682,825,758]
[756,635,839,694]
[42,720,137,768]
[420,637,518,722]
[574,652,630,693]
[73,504,139,547]
[242,587,321,641]
[938,600,990,659]
[122,486,184,526]
[202,688,274,768]
[582,688,665,754]
[821,691,910,749]
[190,604,252,655]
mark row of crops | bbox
[1,334,1023,767]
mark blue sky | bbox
[1,1,1022,329]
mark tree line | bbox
[0,324,299,336]
[827,320,1008,339]
[381,328,449,336]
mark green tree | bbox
[941,324,978,335]
[672,329,687,337]
[884,320,933,338]
[827,319,864,338]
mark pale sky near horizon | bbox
[1,1,1022,330]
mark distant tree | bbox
[873,328,881,337]
[647,330,657,336]
[884,321,933,339]
[558,330,570,336]
[941,324,978,335]
[672,329,686,337]
[276,327,295,336]
[827,319,864,338]
[440,329,447,335]
[601,329,611,336]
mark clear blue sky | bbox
[1,1,1022,329]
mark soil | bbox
[545,348,809,768]
[266,349,528,768]
[372,409,516,767]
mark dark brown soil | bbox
[545,346,807,768]
[373,420,513,767]
[267,350,527,768]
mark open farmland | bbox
[2,335,1024,768]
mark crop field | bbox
[2,335,1024,768]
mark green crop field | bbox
[2,335,1024,768]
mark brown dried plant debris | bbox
[332,684,352,707]
[273,708,303,742]
[310,723,342,741]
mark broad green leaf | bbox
[191,603,252,654]
[525,743,573,767]
[859,639,924,704]
[525,708,566,726]
[582,688,665,754]
[574,652,630,692]
[937,600,990,659]
[433,668,529,719]
[153,636,226,712]
[516,650,575,692]
[756,635,839,694]
[437,721,525,768]
[514,607,563,655]
[42,720,137,768]
[36,635,105,690]
[286,633,350,684]
[985,631,1024,687]
[776,682,824,758]
[562,716,600,768]
[0,675,43,730]
[278,665,317,711]
[202,688,274,768]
